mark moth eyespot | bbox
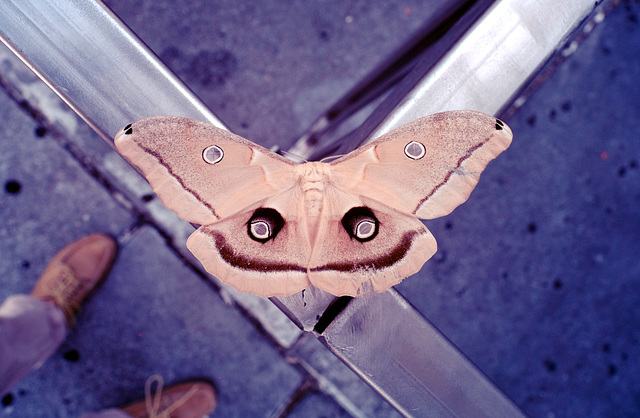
[355,220,376,240]
[248,208,285,243]
[404,141,426,160]
[123,124,133,135]
[342,207,379,242]
[495,119,505,130]
[250,220,271,240]
[203,145,224,164]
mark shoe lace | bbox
[145,374,200,418]
[45,264,83,326]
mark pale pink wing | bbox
[308,192,436,297]
[115,116,313,296]
[186,198,312,297]
[114,116,297,225]
[310,110,512,296]
[331,110,513,220]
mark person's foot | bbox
[31,233,117,327]
[121,375,217,418]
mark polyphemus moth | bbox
[114,111,512,297]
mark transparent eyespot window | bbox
[250,220,271,240]
[203,145,224,164]
[404,141,426,160]
[356,220,376,239]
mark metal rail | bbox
[0,0,597,415]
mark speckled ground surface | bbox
[0,1,638,417]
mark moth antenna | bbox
[279,149,308,163]
[320,154,345,163]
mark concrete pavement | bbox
[1,1,639,416]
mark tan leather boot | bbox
[121,375,217,418]
[31,233,117,327]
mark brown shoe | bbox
[121,375,217,418]
[31,233,117,327]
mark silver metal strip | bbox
[315,1,597,415]
[323,289,520,417]
[0,0,223,142]
[314,0,597,415]
[370,0,597,139]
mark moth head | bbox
[342,207,379,242]
[248,207,285,243]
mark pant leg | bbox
[0,294,67,396]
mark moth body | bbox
[295,161,332,245]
